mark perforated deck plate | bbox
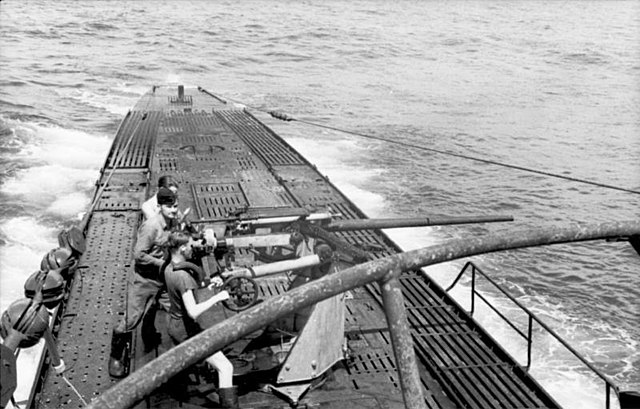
[36,212,138,408]
[35,87,560,409]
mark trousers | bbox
[114,271,169,334]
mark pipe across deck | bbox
[32,86,614,409]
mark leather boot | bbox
[218,386,240,409]
[108,330,131,378]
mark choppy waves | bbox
[0,0,639,407]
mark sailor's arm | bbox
[133,222,164,268]
[140,197,157,220]
[182,289,229,320]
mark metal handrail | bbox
[86,220,640,409]
[446,261,620,409]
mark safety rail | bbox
[445,261,622,409]
[85,221,640,409]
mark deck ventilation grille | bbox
[37,212,138,407]
[169,95,193,105]
[192,182,248,220]
[97,171,147,193]
[162,111,226,134]
[159,157,178,172]
[237,154,259,170]
[162,111,197,133]
[182,135,226,145]
[95,195,140,211]
[216,110,304,166]
[105,111,159,169]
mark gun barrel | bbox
[324,215,514,232]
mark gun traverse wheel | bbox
[222,277,258,311]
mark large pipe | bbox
[86,220,640,409]
[380,275,426,409]
[324,215,514,231]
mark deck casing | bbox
[32,86,560,409]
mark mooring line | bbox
[197,87,640,196]
[60,375,88,406]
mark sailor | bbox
[141,175,179,220]
[164,230,239,409]
[108,187,179,378]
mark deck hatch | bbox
[192,182,248,220]
[239,180,294,209]
[161,110,226,134]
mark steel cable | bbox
[197,87,640,196]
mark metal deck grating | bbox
[402,276,555,408]
[216,110,304,166]
[36,89,560,409]
[192,182,248,220]
[106,111,160,169]
[95,193,141,211]
[80,212,139,262]
[35,212,138,408]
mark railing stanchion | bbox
[379,275,427,409]
[527,315,533,370]
[470,265,476,316]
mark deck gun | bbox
[189,206,515,264]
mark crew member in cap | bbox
[141,175,179,220]
[108,186,180,378]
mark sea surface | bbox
[1,1,638,408]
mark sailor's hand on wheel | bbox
[208,276,223,288]
[221,276,259,311]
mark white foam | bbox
[47,191,92,218]
[0,217,57,311]
[0,123,110,215]
[286,136,386,213]
[29,125,112,168]
[165,73,185,86]
[68,88,141,116]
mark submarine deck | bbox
[33,86,559,409]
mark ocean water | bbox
[1,1,639,408]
